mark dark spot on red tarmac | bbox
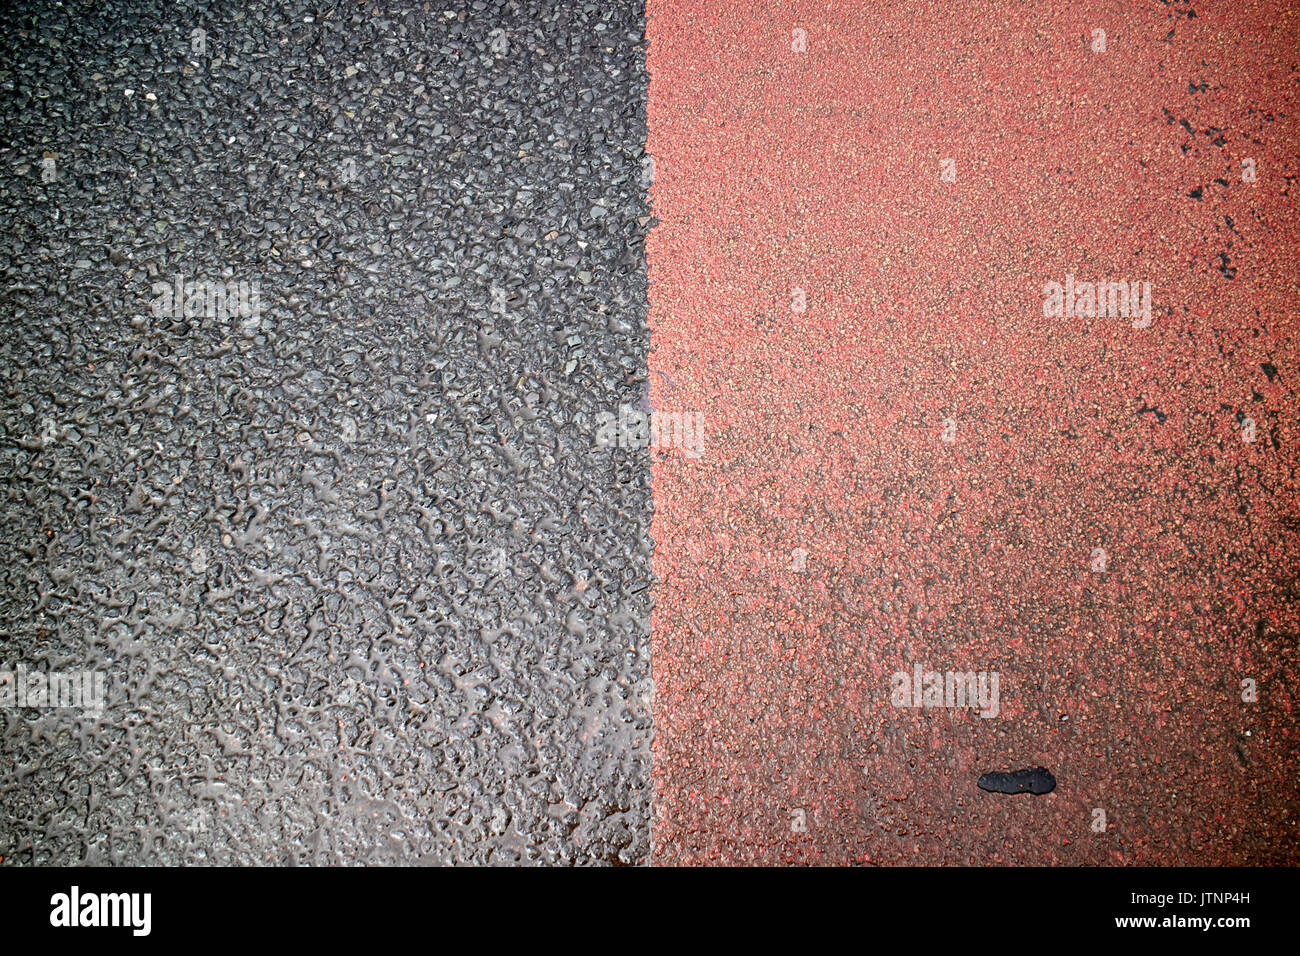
[979,767,1057,795]
[1137,402,1169,424]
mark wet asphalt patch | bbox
[0,0,652,865]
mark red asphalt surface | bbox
[645,1,1300,864]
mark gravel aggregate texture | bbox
[1,0,653,866]
[646,0,1299,865]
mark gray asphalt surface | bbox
[0,0,652,865]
